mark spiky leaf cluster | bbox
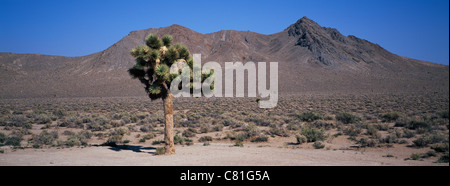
[128,33,214,100]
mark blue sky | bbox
[0,0,448,65]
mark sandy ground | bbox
[0,141,446,166]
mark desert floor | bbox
[0,138,445,166]
[1,94,448,166]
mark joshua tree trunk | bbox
[163,92,175,155]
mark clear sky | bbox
[0,0,448,65]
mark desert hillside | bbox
[0,17,448,98]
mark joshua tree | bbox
[128,33,212,155]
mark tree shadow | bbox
[286,142,299,146]
[97,144,157,155]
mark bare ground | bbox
[0,139,445,166]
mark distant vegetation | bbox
[0,93,448,163]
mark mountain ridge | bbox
[0,17,448,99]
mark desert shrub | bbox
[407,120,431,130]
[402,128,416,138]
[243,123,259,138]
[121,116,131,125]
[5,136,22,147]
[7,115,32,129]
[173,134,193,146]
[366,125,378,136]
[374,123,389,131]
[139,125,153,132]
[410,153,422,160]
[58,116,84,128]
[0,117,7,127]
[421,114,439,124]
[53,109,67,118]
[96,115,111,124]
[155,147,166,155]
[199,125,210,133]
[142,133,156,140]
[152,140,164,145]
[136,113,148,120]
[78,130,93,139]
[198,136,213,142]
[358,137,377,147]
[57,120,69,127]
[379,135,398,144]
[186,111,201,121]
[267,127,289,137]
[438,110,449,119]
[246,116,271,127]
[251,136,268,143]
[324,115,334,121]
[109,128,129,136]
[220,116,233,126]
[437,153,449,163]
[424,151,438,158]
[429,133,448,144]
[12,110,24,115]
[234,132,248,142]
[227,119,245,129]
[112,113,123,120]
[296,134,307,144]
[286,123,300,131]
[343,125,362,137]
[110,120,124,128]
[33,109,47,115]
[224,131,237,140]
[431,143,449,153]
[63,130,75,136]
[10,128,30,138]
[182,128,197,138]
[312,120,334,130]
[104,135,123,147]
[34,114,52,125]
[413,135,431,147]
[300,125,328,142]
[333,132,343,137]
[394,117,409,127]
[174,134,186,145]
[185,138,194,146]
[234,140,244,147]
[365,114,377,121]
[0,132,6,144]
[86,123,104,131]
[381,112,400,122]
[393,128,403,138]
[178,113,200,127]
[211,124,224,132]
[23,122,33,130]
[336,113,359,124]
[313,141,325,149]
[297,112,322,122]
[93,131,106,138]
[415,128,427,134]
[129,115,139,123]
[64,135,84,147]
[33,130,58,147]
[84,115,112,130]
